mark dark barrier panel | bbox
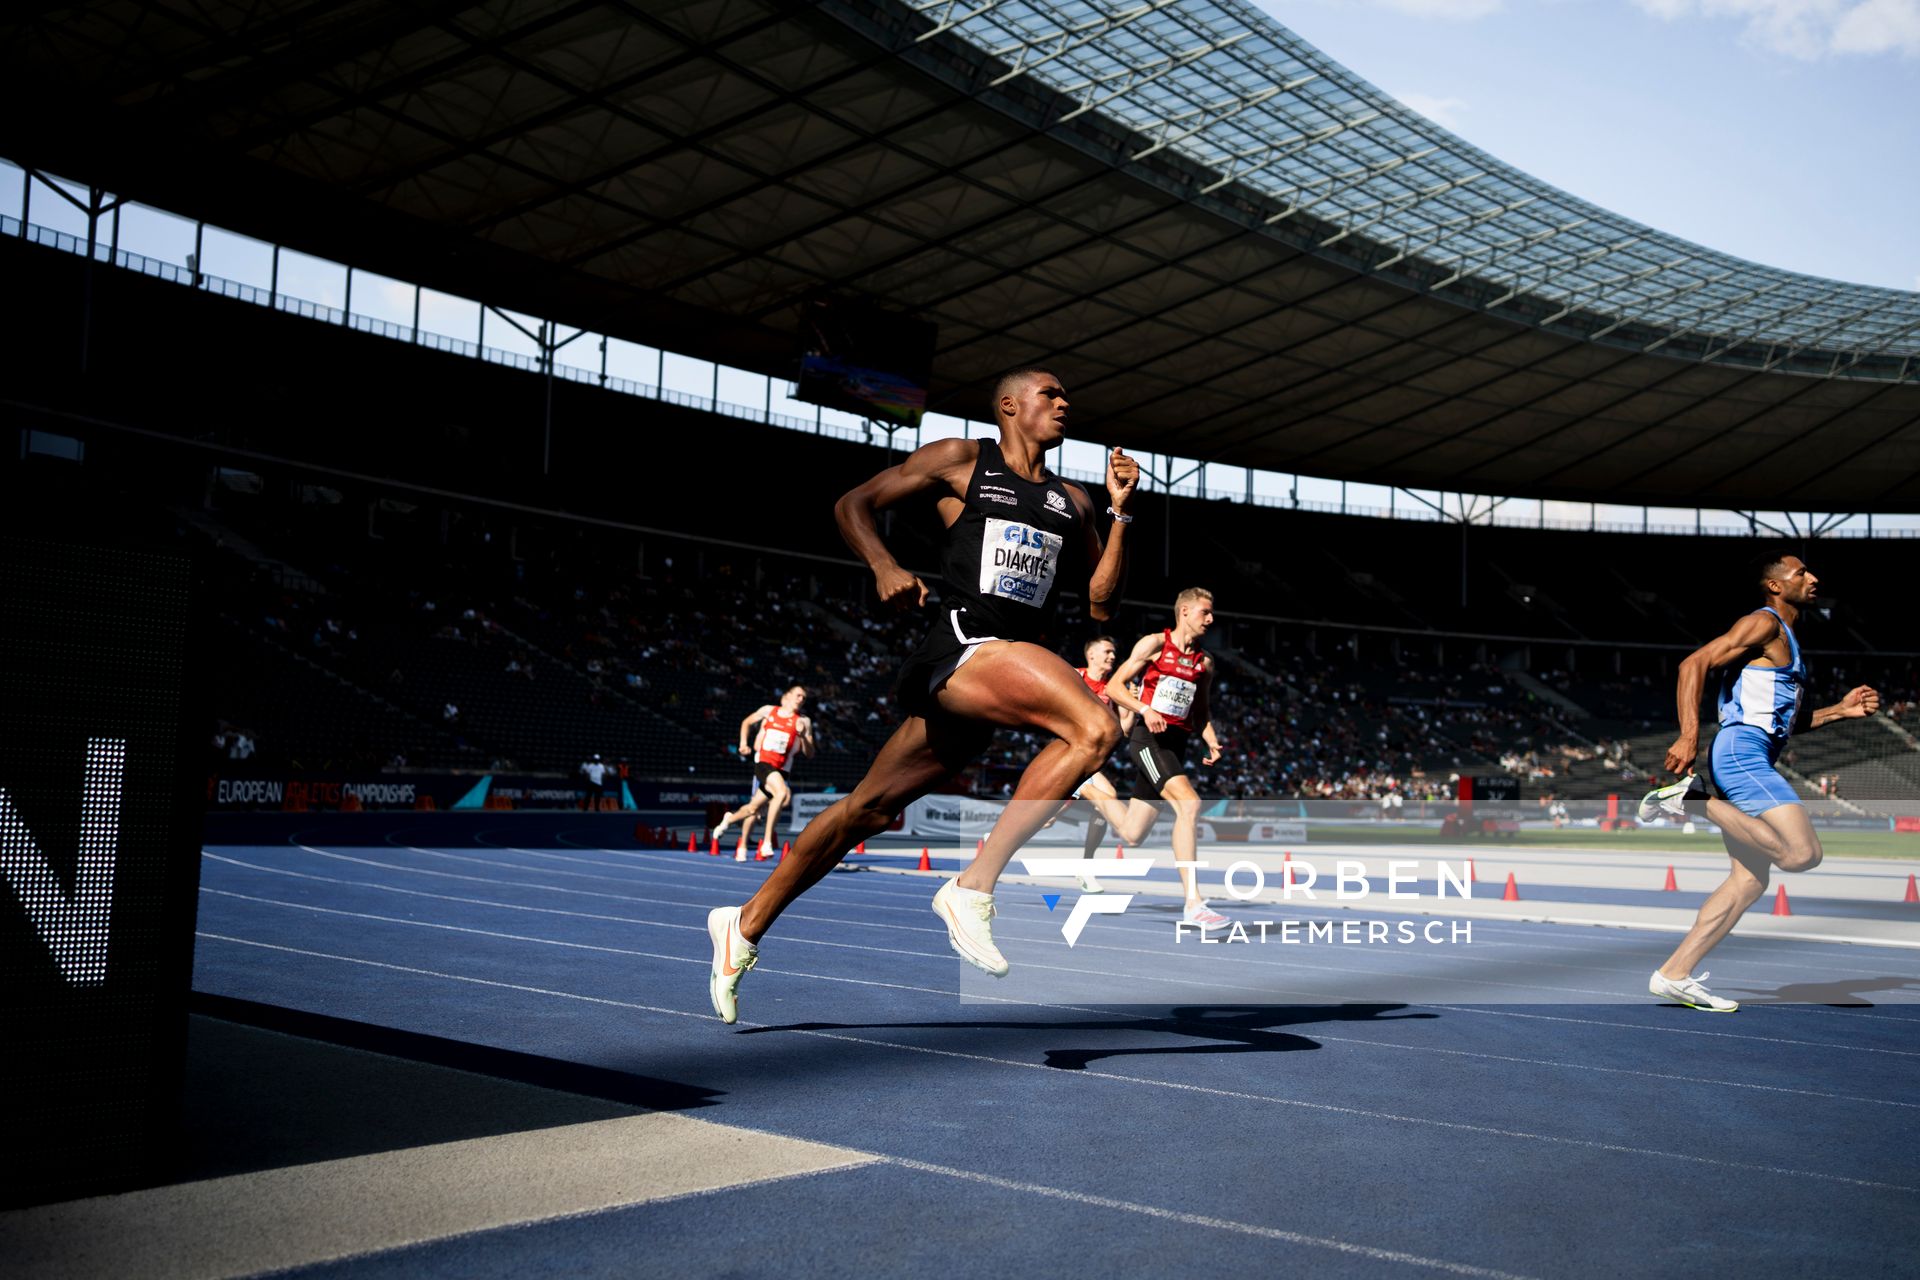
[0,532,207,1207]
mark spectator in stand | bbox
[580,753,610,810]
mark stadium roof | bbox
[4,0,1919,508]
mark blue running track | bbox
[193,841,1920,1278]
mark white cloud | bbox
[1632,0,1920,58]
[1831,0,1920,52]
[1396,91,1471,127]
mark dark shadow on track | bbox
[740,1004,1433,1071]
[192,992,723,1113]
[1723,976,1920,1007]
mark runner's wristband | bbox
[1107,506,1134,524]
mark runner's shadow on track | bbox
[741,1004,1434,1071]
[1723,976,1920,1007]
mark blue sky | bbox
[1259,0,1920,291]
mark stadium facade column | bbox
[81,184,101,375]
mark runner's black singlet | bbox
[894,438,1089,716]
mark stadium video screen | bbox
[794,298,937,429]
[0,534,206,1206]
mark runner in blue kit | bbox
[703,367,1140,1022]
[1639,551,1879,1012]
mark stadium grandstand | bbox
[2,2,1918,1277]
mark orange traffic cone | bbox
[687,832,698,853]
[1467,858,1477,883]
[1662,865,1679,892]
[976,836,984,855]
[1904,873,1918,904]
[1115,843,1124,859]
[779,843,787,863]
[1772,885,1792,917]
[917,848,932,870]
[856,841,866,856]
[1501,872,1520,902]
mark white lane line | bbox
[207,858,1920,1051]
[1301,1032,1919,1110]
[283,844,1920,978]
[189,934,1920,1195]
[571,845,1920,971]
[253,851,1848,1006]
[259,852,1858,1013]
[197,862,1916,1109]
[198,885,1302,1003]
[880,1156,1539,1279]
[519,847,1920,985]
[1422,1001,1920,1054]
[209,852,952,938]
[259,852,1668,1000]
[228,851,1672,994]
[197,872,1791,1023]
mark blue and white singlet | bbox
[1716,607,1806,748]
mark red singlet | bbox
[1076,666,1113,707]
[756,708,802,770]
[1136,630,1206,730]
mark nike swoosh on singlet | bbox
[984,470,1004,475]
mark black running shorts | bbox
[1128,719,1190,801]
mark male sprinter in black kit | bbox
[705,368,1139,1022]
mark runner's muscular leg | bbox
[1753,802,1822,872]
[738,715,988,942]
[1659,840,1772,979]
[1078,770,1155,844]
[1158,773,1205,902]
[1104,796,1163,847]
[761,772,792,844]
[1703,798,1820,870]
[931,641,1121,891]
[1043,769,1118,829]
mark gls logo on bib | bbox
[980,519,1062,607]
[1150,675,1196,718]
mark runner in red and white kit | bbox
[712,685,814,861]
[1083,588,1227,930]
[1063,635,1134,894]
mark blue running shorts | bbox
[1710,725,1801,817]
